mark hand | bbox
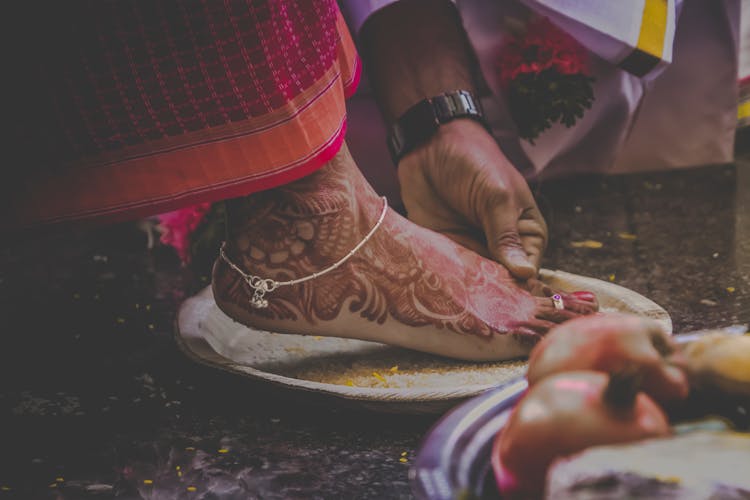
[359,0,546,278]
[397,118,547,280]
[526,314,690,404]
[495,370,670,497]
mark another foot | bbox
[212,145,596,361]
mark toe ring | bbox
[551,293,565,310]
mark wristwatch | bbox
[387,90,487,165]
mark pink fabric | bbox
[156,203,212,264]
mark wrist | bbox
[398,119,516,183]
[387,90,489,165]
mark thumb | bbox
[483,207,536,280]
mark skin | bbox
[527,314,690,405]
[360,0,547,279]
[212,144,597,361]
[681,333,750,397]
[494,371,672,498]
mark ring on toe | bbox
[551,293,565,311]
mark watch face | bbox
[388,92,485,164]
[401,99,441,142]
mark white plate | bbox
[175,269,671,414]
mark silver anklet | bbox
[219,196,389,309]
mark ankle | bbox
[223,145,384,277]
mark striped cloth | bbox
[4,1,360,229]
[520,0,678,78]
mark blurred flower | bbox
[497,17,594,143]
[156,203,211,264]
[498,17,589,88]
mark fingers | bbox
[536,314,690,403]
[479,188,548,279]
[518,232,545,270]
[659,365,690,399]
[482,205,537,280]
[647,325,676,357]
[517,209,548,270]
[436,228,492,259]
[638,322,690,401]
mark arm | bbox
[360,0,547,279]
[360,0,476,124]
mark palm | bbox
[397,119,547,279]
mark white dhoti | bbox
[342,0,741,197]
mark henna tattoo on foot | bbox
[213,145,597,356]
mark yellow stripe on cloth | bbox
[738,100,750,121]
[637,0,668,59]
[738,98,750,128]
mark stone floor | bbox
[2,156,750,499]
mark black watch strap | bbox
[387,90,486,165]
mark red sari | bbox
[4,1,359,229]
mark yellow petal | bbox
[570,240,603,249]
[372,372,387,384]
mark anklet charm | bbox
[247,277,278,309]
[220,196,388,309]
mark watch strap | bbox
[387,90,486,165]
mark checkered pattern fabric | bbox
[43,0,339,161]
[6,0,360,228]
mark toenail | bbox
[572,291,596,302]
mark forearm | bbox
[359,0,479,125]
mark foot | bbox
[212,144,597,361]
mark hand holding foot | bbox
[361,0,546,279]
[398,119,548,280]
[213,145,596,361]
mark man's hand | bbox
[360,0,546,278]
[398,119,547,279]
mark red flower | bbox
[156,203,211,264]
[498,17,589,88]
